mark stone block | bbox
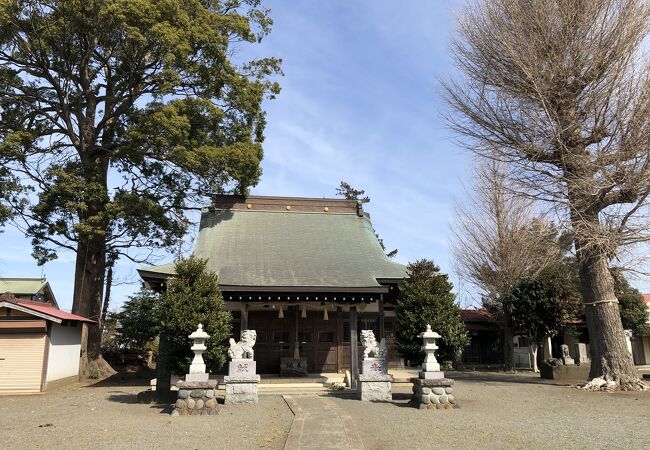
[421,394,430,404]
[362,358,388,376]
[176,380,218,389]
[432,387,445,395]
[575,343,589,364]
[178,390,190,399]
[411,377,454,387]
[185,373,209,382]
[419,371,445,380]
[445,387,453,394]
[187,398,195,409]
[196,399,204,409]
[229,359,256,376]
[422,361,440,372]
[223,375,260,405]
[190,389,205,398]
[357,375,393,402]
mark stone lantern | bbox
[418,324,443,379]
[172,324,218,416]
[187,323,209,382]
[409,324,459,410]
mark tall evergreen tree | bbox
[0,0,280,377]
[395,259,469,367]
[159,256,231,376]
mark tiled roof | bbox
[140,196,407,292]
[461,309,494,322]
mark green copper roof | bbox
[140,201,406,291]
[0,278,57,306]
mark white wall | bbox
[46,323,81,382]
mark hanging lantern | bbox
[323,306,329,321]
[278,305,284,319]
[301,305,307,318]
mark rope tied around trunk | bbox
[583,299,619,306]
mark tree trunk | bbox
[156,332,172,399]
[73,233,115,379]
[100,261,114,328]
[71,157,115,380]
[503,325,515,372]
[529,340,538,373]
[575,238,645,390]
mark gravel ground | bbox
[334,371,650,450]
[0,379,292,450]
[1,372,648,450]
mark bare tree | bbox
[451,160,563,370]
[445,0,649,389]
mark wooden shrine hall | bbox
[138,195,407,376]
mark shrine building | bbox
[138,195,407,376]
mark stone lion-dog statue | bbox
[360,330,387,359]
[228,329,257,360]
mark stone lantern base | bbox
[172,380,219,416]
[410,378,458,410]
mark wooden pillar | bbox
[378,294,385,340]
[336,306,343,372]
[240,303,249,331]
[350,305,358,389]
[293,306,300,359]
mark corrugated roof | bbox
[0,297,94,323]
[140,197,407,291]
[15,300,95,323]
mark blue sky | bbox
[0,0,534,311]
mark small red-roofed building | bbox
[0,280,94,394]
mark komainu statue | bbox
[360,330,387,360]
[228,329,257,360]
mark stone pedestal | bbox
[419,370,445,380]
[224,375,260,404]
[280,357,308,377]
[362,358,388,376]
[229,359,256,376]
[410,378,458,410]
[358,374,393,401]
[172,380,218,416]
[574,343,589,364]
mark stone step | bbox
[260,382,328,389]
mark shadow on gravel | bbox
[105,388,176,414]
[449,371,580,387]
[85,367,155,388]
